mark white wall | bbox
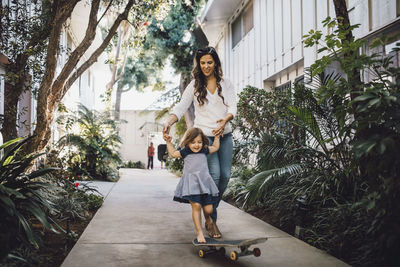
[119,110,168,169]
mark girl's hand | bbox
[163,133,172,143]
[212,119,226,137]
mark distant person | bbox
[163,47,236,238]
[147,142,155,169]
[164,127,221,243]
[158,144,167,169]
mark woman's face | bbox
[199,54,215,78]
[188,134,203,153]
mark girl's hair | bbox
[192,46,226,106]
[180,127,209,148]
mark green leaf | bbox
[368,98,381,107]
[353,94,375,102]
[24,202,53,230]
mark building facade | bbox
[200,0,400,93]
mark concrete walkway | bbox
[62,169,349,267]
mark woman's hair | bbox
[180,127,209,148]
[192,46,226,106]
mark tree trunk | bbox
[25,0,135,154]
[105,26,123,110]
[1,1,57,143]
[23,0,82,154]
[179,73,194,128]
[332,0,362,102]
[2,82,19,141]
[180,23,208,128]
[115,83,123,121]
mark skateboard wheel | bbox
[198,249,205,258]
[219,247,226,256]
[253,247,261,257]
[230,251,239,261]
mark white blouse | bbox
[171,79,237,136]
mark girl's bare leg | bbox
[190,201,206,243]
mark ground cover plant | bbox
[0,139,104,266]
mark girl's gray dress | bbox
[173,147,219,205]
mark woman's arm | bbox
[208,135,220,154]
[163,134,182,158]
[163,81,194,134]
[212,113,234,137]
[212,80,237,136]
[163,114,178,135]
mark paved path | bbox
[62,169,349,267]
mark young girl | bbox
[163,127,221,243]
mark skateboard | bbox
[192,237,267,261]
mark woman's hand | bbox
[163,121,171,135]
[163,114,178,135]
[212,119,227,137]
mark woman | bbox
[163,46,236,238]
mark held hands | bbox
[163,133,172,143]
[163,114,178,135]
[212,119,227,137]
[163,121,171,135]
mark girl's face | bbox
[188,134,203,153]
[199,54,215,78]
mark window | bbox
[243,3,254,35]
[397,0,400,17]
[274,81,291,97]
[231,2,254,48]
[294,75,305,85]
[274,82,291,134]
[232,17,242,48]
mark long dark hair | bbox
[180,127,209,149]
[192,47,226,106]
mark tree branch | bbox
[62,0,135,99]
[97,0,114,26]
[50,0,101,108]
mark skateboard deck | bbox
[192,237,267,261]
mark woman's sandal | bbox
[205,221,222,239]
[205,221,214,238]
[211,222,222,239]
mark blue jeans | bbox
[207,133,233,223]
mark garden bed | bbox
[1,211,96,267]
[36,212,95,267]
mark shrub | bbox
[57,104,124,181]
[229,17,400,266]
[122,160,145,169]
